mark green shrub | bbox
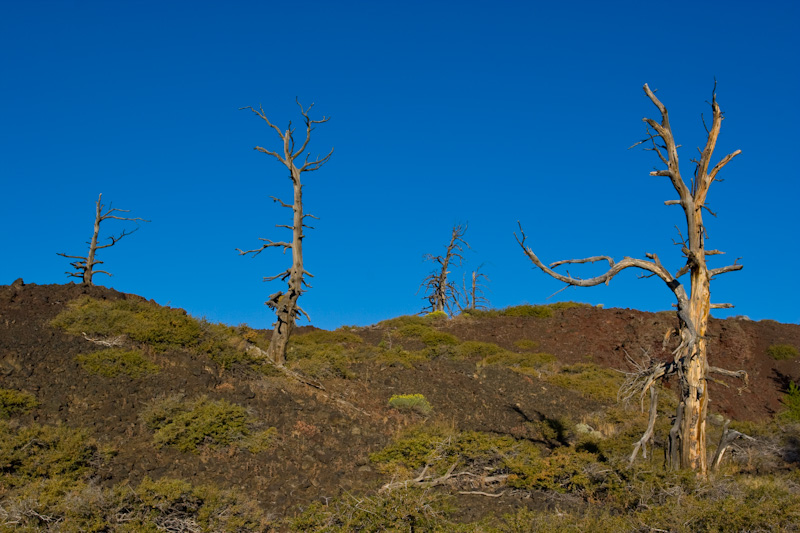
[140,394,274,453]
[0,388,38,418]
[424,310,449,320]
[779,381,800,423]
[480,350,557,375]
[371,427,540,481]
[377,315,429,328]
[289,488,458,532]
[52,296,202,352]
[546,363,624,402]
[397,324,459,346]
[500,304,553,318]
[0,421,98,489]
[388,394,433,415]
[514,339,540,351]
[547,301,591,310]
[374,347,431,368]
[767,344,799,360]
[286,329,364,379]
[452,340,505,359]
[76,348,159,378]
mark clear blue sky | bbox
[1,0,797,330]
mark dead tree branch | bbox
[419,223,469,315]
[517,83,745,477]
[57,193,149,285]
[239,101,333,364]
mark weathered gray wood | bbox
[419,224,469,315]
[57,193,148,285]
[238,101,332,365]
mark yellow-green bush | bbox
[377,315,429,328]
[289,488,460,532]
[513,339,540,351]
[0,388,38,418]
[452,340,506,359]
[370,427,541,481]
[52,296,202,351]
[546,363,624,402]
[767,343,799,360]
[286,329,365,379]
[397,323,459,346]
[76,348,160,378]
[480,350,557,375]
[779,381,800,422]
[0,418,268,531]
[140,394,274,453]
[388,394,433,415]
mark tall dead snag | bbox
[515,83,748,478]
[238,100,333,365]
[57,193,148,285]
[419,223,469,315]
[463,265,490,311]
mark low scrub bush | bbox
[514,339,540,351]
[779,381,800,423]
[374,347,431,368]
[499,304,553,318]
[140,394,275,453]
[397,323,459,346]
[767,343,799,360]
[546,301,591,310]
[452,340,505,359]
[289,488,459,532]
[388,394,433,415]
[0,388,38,418]
[377,315,429,328]
[286,329,365,379]
[480,350,557,375]
[76,348,159,378]
[52,296,202,352]
[546,363,624,402]
[370,427,541,481]
[0,421,100,490]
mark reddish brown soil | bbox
[1,280,798,520]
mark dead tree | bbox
[238,100,333,365]
[515,83,748,478]
[462,265,490,311]
[57,193,148,285]
[419,223,469,315]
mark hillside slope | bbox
[1,280,799,531]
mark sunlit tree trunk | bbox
[238,101,333,365]
[516,83,747,477]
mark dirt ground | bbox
[1,280,798,520]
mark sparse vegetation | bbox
[140,394,275,453]
[0,388,38,418]
[779,381,800,422]
[52,296,202,351]
[286,329,365,378]
[546,362,625,402]
[479,350,557,375]
[76,348,159,378]
[767,343,799,360]
[388,394,433,415]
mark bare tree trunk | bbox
[420,224,468,315]
[239,101,333,365]
[516,83,747,478]
[57,194,148,286]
